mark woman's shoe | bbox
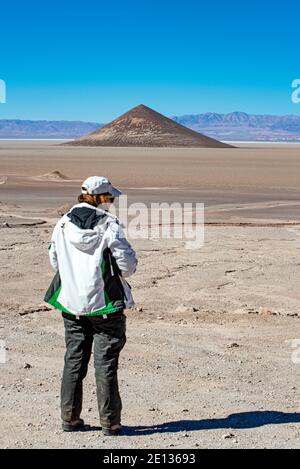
[62,418,86,432]
[102,423,122,436]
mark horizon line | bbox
[1,109,300,123]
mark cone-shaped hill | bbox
[67,104,234,148]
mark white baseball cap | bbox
[81,176,122,197]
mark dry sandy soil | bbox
[0,141,299,449]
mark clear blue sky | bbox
[0,0,299,121]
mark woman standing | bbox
[44,176,137,436]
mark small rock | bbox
[182,408,189,412]
[148,407,156,411]
[227,342,239,348]
[3,222,11,228]
[222,432,235,439]
[19,305,51,316]
[136,306,143,312]
[23,363,32,369]
[157,316,164,320]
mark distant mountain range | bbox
[0,112,300,141]
[171,112,300,142]
[0,120,101,139]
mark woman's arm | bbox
[107,221,137,277]
[48,240,58,271]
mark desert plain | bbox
[0,140,299,448]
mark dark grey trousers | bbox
[61,312,126,428]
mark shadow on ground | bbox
[120,411,300,436]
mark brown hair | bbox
[77,193,112,206]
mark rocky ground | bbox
[0,213,299,448]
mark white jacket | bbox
[44,202,137,317]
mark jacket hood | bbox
[66,205,107,252]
